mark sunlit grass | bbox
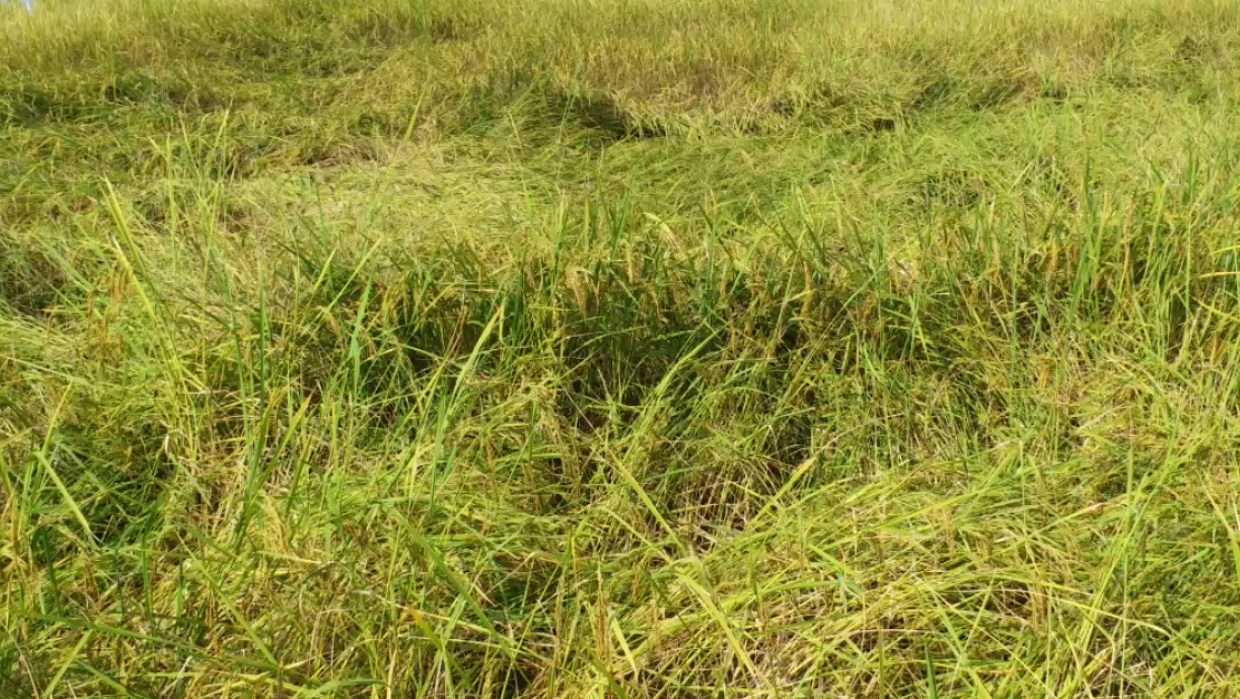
[5,0,1240,696]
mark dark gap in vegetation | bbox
[538,87,666,143]
[0,236,74,318]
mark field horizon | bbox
[6,0,1240,696]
